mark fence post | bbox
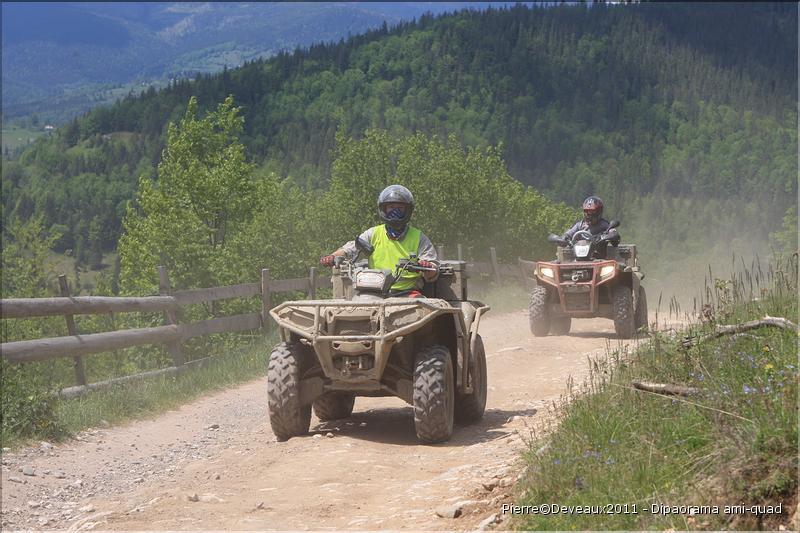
[436,245,445,260]
[308,267,317,300]
[457,244,463,262]
[58,274,87,386]
[158,266,184,367]
[261,268,271,328]
[490,247,501,286]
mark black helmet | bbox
[377,184,414,233]
[582,196,603,224]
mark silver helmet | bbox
[377,184,414,232]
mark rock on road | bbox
[1,310,650,531]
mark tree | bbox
[318,130,576,262]
[118,96,255,294]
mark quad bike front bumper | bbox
[535,260,620,316]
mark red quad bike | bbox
[529,221,647,339]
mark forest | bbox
[2,2,797,296]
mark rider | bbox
[562,196,620,258]
[320,185,439,297]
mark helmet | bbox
[582,196,603,224]
[377,184,414,234]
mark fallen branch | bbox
[611,382,753,423]
[681,315,798,348]
[632,381,700,397]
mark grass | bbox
[513,255,798,530]
[3,332,278,449]
[46,250,118,295]
[2,125,46,152]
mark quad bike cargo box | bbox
[425,260,467,301]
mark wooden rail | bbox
[0,296,178,318]
[1,245,536,395]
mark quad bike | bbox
[529,221,647,339]
[267,237,490,444]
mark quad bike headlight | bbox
[539,266,555,279]
[599,265,616,280]
[573,244,591,258]
[355,271,386,290]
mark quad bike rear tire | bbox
[613,285,635,339]
[550,316,572,335]
[413,345,455,444]
[529,285,551,336]
[634,286,648,331]
[267,342,312,441]
[313,392,355,421]
[455,334,487,424]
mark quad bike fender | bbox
[465,302,490,395]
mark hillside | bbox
[2,2,512,125]
[2,3,797,289]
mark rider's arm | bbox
[563,221,581,240]
[417,233,439,282]
[335,228,374,259]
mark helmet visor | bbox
[382,203,407,220]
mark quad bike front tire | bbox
[267,342,312,441]
[550,316,572,335]
[613,285,635,339]
[455,334,487,424]
[313,392,356,421]
[634,286,648,331]
[529,285,551,336]
[413,345,455,444]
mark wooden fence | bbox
[1,246,535,396]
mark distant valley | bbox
[2,2,517,126]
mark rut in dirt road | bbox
[1,311,648,531]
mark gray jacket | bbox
[563,218,612,240]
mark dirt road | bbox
[1,310,649,531]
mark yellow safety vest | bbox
[369,224,422,291]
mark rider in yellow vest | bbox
[320,185,439,296]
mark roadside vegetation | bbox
[1,334,274,449]
[514,255,798,530]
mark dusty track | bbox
[2,310,650,530]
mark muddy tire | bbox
[550,316,572,335]
[267,342,312,441]
[413,345,455,444]
[613,285,635,339]
[529,285,551,336]
[455,335,487,424]
[313,392,355,421]
[634,286,648,331]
